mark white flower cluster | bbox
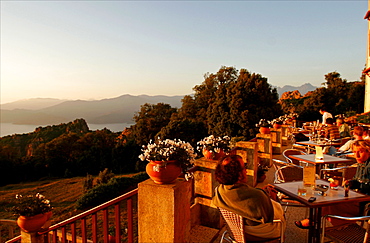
[197,135,231,153]
[139,138,196,163]
[256,119,271,128]
[139,138,196,180]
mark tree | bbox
[131,103,177,145]
[299,72,365,121]
[161,66,282,141]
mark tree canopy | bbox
[160,66,282,141]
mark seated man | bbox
[296,140,370,229]
[336,118,350,138]
[212,155,286,240]
[324,118,340,140]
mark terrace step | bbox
[189,225,224,243]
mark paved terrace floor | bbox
[189,140,310,243]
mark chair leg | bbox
[220,230,233,243]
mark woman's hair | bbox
[353,126,364,136]
[215,155,244,185]
[352,140,370,152]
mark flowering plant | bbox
[11,193,52,217]
[197,135,231,154]
[255,119,271,128]
[282,113,299,122]
[139,138,196,176]
[270,117,284,125]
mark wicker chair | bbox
[218,207,284,243]
[321,203,370,243]
[272,159,303,183]
[272,159,306,213]
[282,149,308,166]
[320,164,358,184]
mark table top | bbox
[288,154,353,165]
[296,140,342,147]
[271,180,370,208]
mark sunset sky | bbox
[1,1,367,104]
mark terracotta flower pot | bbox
[17,213,48,232]
[146,160,182,184]
[273,123,282,129]
[202,149,225,160]
[108,235,116,243]
[259,127,271,134]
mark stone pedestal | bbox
[20,231,45,243]
[193,157,221,229]
[138,179,191,243]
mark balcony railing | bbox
[6,188,138,243]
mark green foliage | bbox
[96,168,115,185]
[160,66,282,141]
[357,114,370,124]
[83,173,94,192]
[76,172,149,210]
[10,193,52,217]
[131,103,177,145]
[295,72,364,121]
[0,119,143,186]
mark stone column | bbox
[193,157,221,228]
[20,231,45,243]
[138,178,191,243]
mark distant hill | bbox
[0,84,318,125]
[1,95,184,125]
[275,83,317,97]
[1,98,67,110]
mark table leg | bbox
[308,208,314,243]
[314,208,322,243]
[308,207,322,243]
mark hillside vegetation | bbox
[0,172,144,223]
[0,177,85,222]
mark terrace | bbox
[1,123,354,243]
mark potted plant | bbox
[197,135,231,160]
[11,193,52,232]
[271,117,284,129]
[256,119,271,134]
[139,138,196,184]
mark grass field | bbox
[0,177,86,223]
[0,172,141,222]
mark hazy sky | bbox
[1,1,368,104]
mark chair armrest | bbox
[272,219,285,243]
[321,214,370,243]
[323,214,370,221]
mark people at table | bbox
[212,155,286,240]
[338,126,364,153]
[295,140,370,229]
[336,118,350,138]
[319,107,333,125]
[323,118,340,140]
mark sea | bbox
[0,123,133,137]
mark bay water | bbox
[0,123,133,137]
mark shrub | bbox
[83,173,94,192]
[76,172,149,210]
[95,168,114,185]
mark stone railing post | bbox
[192,158,221,228]
[138,178,191,243]
[20,231,45,243]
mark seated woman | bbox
[212,155,286,240]
[295,140,370,229]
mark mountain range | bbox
[0,83,317,125]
